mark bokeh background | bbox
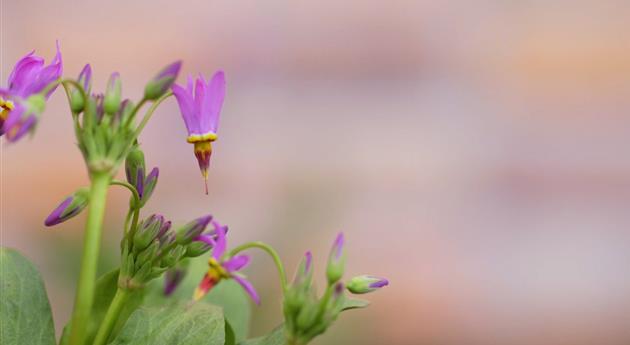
[2,1,630,344]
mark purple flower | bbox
[172,71,226,194]
[193,224,259,304]
[1,42,62,142]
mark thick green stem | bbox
[92,288,130,345]
[228,242,288,292]
[68,172,111,345]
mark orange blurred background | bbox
[2,1,630,344]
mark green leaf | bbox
[225,321,236,345]
[239,326,285,345]
[340,297,370,311]
[144,257,251,342]
[59,269,145,345]
[0,247,56,345]
[109,302,224,345]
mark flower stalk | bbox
[68,172,111,345]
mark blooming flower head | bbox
[193,222,259,304]
[172,71,226,194]
[1,42,62,142]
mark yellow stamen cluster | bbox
[0,97,14,121]
[208,257,230,279]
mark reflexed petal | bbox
[223,255,250,272]
[203,70,225,133]
[172,83,199,135]
[212,224,227,259]
[232,274,260,305]
[8,52,44,94]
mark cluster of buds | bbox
[118,214,221,291]
[125,145,159,208]
[283,233,388,345]
[70,62,180,176]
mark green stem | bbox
[68,172,111,345]
[92,288,130,345]
[133,91,173,138]
[228,242,288,292]
[110,180,140,206]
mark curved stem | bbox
[133,91,173,139]
[92,288,130,345]
[68,172,111,345]
[228,242,288,292]
[110,180,140,206]
[123,97,147,129]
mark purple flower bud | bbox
[78,64,92,93]
[44,188,90,226]
[144,61,182,100]
[175,214,213,245]
[164,267,186,296]
[347,275,389,294]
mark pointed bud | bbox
[44,188,90,226]
[104,72,122,114]
[70,64,92,113]
[185,240,213,258]
[125,146,146,196]
[134,215,166,251]
[293,251,314,286]
[164,267,187,296]
[161,245,186,267]
[175,214,213,245]
[347,275,388,294]
[140,167,159,206]
[144,61,182,100]
[326,233,345,285]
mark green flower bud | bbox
[347,275,389,294]
[44,187,90,227]
[185,240,212,258]
[162,245,186,267]
[125,146,146,194]
[133,215,166,251]
[326,233,345,285]
[104,72,122,114]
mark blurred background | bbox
[2,0,630,344]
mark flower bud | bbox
[144,61,182,100]
[70,64,92,113]
[44,188,90,226]
[161,245,186,267]
[164,266,187,296]
[185,240,213,257]
[326,233,345,285]
[293,251,313,286]
[175,214,213,245]
[140,167,159,205]
[347,275,389,294]
[104,72,122,114]
[125,146,146,193]
[134,215,166,251]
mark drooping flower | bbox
[172,71,226,194]
[1,42,63,142]
[193,223,259,304]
